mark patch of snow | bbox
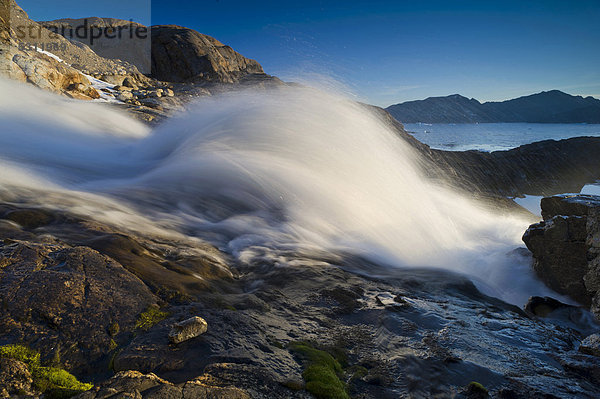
[83,74,123,104]
[35,48,64,63]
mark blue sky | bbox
[18,0,600,106]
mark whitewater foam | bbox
[0,78,562,305]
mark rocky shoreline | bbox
[1,200,600,398]
[2,0,600,398]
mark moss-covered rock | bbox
[135,305,170,331]
[0,344,92,398]
[289,342,349,399]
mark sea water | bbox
[405,122,600,152]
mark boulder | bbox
[168,316,208,344]
[150,25,265,83]
[117,91,134,102]
[579,334,600,357]
[523,195,600,316]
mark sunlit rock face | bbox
[150,25,265,83]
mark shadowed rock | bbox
[523,195,600,317]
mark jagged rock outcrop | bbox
[6,50,100,99]
[1,0,139,75]
[0,0,134,99]
[522,195,600,316]
[40,18,151,74]
[150,25,265,83]
[386,90,600,123]
[74,370,250,399]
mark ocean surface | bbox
[404,122,600,152]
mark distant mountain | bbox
[386,90,600,123]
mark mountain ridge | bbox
[386,90,600,123]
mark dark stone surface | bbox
[523,194,600,316]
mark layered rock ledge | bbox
[523,194,600,317]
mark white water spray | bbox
[0,79,561,305]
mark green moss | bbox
[468,381,489,394]
[0,344,40,368]
[303,365,349,399]
[108,339,118,352]
[108,321,120,337]
[108,349,122,372]
[0,344,92,397]
[289,342,342,372]
[135,305,169,331]
[33,367,93,391]
[289,342,349,399]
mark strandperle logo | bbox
[15,19,149,46]
[2,0,152,74]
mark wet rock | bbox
[465,381,489,399]
[0,241,157,374]
[524,296,575,317]
[320,286,364,313]
[168,316,208,344]
[0,358,35,397]
[74,370,250,399]
[523,195,600,316]
[580,334,600,357]
[3,208,54,229]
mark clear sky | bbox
[18,0,600,106]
